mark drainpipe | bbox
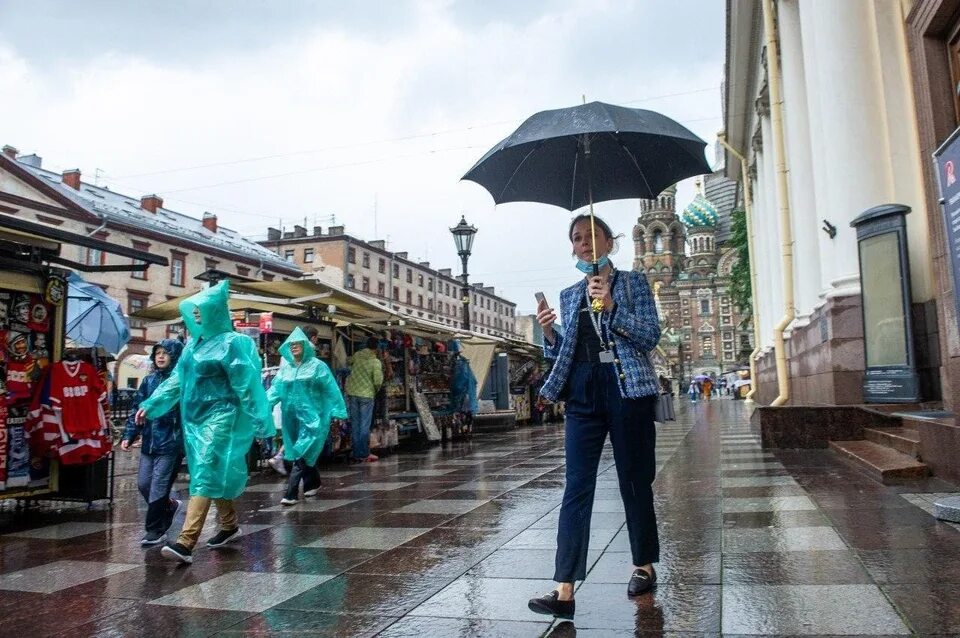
[717,134,761,404]
[762,0,796,407]
[86,212,108,237]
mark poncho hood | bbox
[180,280,234,340]
[279,327,315,366]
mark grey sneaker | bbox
[206,527,241,548]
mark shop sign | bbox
[935,126,960,338]
[259,312,274,334]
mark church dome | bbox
[681,194,719,228]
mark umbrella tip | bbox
[582,94,586,105]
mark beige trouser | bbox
[177,496,238,549]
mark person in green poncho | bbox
[267,327,347,506]
[135,280,273,565]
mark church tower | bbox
[680,188,720,279]
[633,184,686,285]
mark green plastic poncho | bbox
[266,328,347,466]
[140,280,273,499]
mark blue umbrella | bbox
[65,272,130,354]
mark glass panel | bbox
[860,232,907,367]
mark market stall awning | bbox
[0,212,168,274]
[133,276,398,327]
[135,295,303,324]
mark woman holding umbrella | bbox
[527,214,662,619]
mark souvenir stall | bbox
[0,213,165,505]
[504,339,543,424]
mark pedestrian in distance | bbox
[345,337,384,463]
[267,328,347,506]
[136,281,273,565]
[527,214,661,621]
[121,338,184,547]
[688,380,698,402]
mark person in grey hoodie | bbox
[122,339,184,546]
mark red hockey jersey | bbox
[48,361,107,440]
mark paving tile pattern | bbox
[1,400,959,635]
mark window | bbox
[346,274,355,288]
[654,230,664,254]
[406,268,412,283]
[304,248,314,263]
[263,273,275,281]
[170,253,185,287]
[393,264,399,277]
[428,299,433,310]
[378,282,385,296]
[700,299,710,315]
[362,277,370,293]
[446,283,451,296]
[237,265,250,277]
[428,278,433,292]
[418,294,423,308]
[362,252,370,268]
[128,293,148,329]
[393,286,399,300]
[284,249,295,261]
[445,303,450,315]
[418,274,424,287]
[701,335,714,356]
[131,240,149,280]
[378,258,386,273]
[81,246,104,266]
[347,247,356,263]
[204,258,219,271]
[473,311,477,322]
[406,290,412,304]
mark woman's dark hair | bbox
[568,214,614,242]
[366,336,379,350]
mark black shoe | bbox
[527,590,575,619]
[627,567,657,597]
[161,542,193,564]
[140,531,166,547]
[206,527,241,548]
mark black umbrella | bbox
[463,101,711,308]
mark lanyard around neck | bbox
[583,270,614,349]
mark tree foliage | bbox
[729,208,752,321]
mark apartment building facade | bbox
[261,225,519,338]
[0,146,302,384]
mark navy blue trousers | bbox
[554,362,659,582]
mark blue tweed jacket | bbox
[540,269,661,402]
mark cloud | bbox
[0,0,724,314]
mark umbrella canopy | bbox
[66,272,130,355]
[463,101,711,211]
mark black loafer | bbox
[528,590,575,619]
[627,567,657,597]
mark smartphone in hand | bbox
[534,291,547,308]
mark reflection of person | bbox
[267,328,347,506]
[136,281,272,565]
[449,341,478,426]
[528,215,661,621]
[345,337,384,463]
[122,339,184,546]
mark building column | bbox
[779,0,820,325]
[761,113,785,346]
[753,142,773,352]
[800,0,893,297]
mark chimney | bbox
[1,145,17,159]
[313,226,323,236]
[369,240,385,250]
[62,169,81,190]
[141,194,163,214]
[395,252,408,260]
[267,227,281,241]
[294,224,307,238]
[202,212,218,233]
[438,268,452,277]
[328,225,345,236]
[419,261,430,268]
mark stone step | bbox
[862,427,920,458]
[829,439,929,484]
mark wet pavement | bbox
[1,399,960,636]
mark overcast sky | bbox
[0,0,725,314]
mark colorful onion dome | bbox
[680,194,719,228]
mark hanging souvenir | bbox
[43,269,67,308]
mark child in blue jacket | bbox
[122,339,184,546]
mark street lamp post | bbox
[450,215,478,331]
